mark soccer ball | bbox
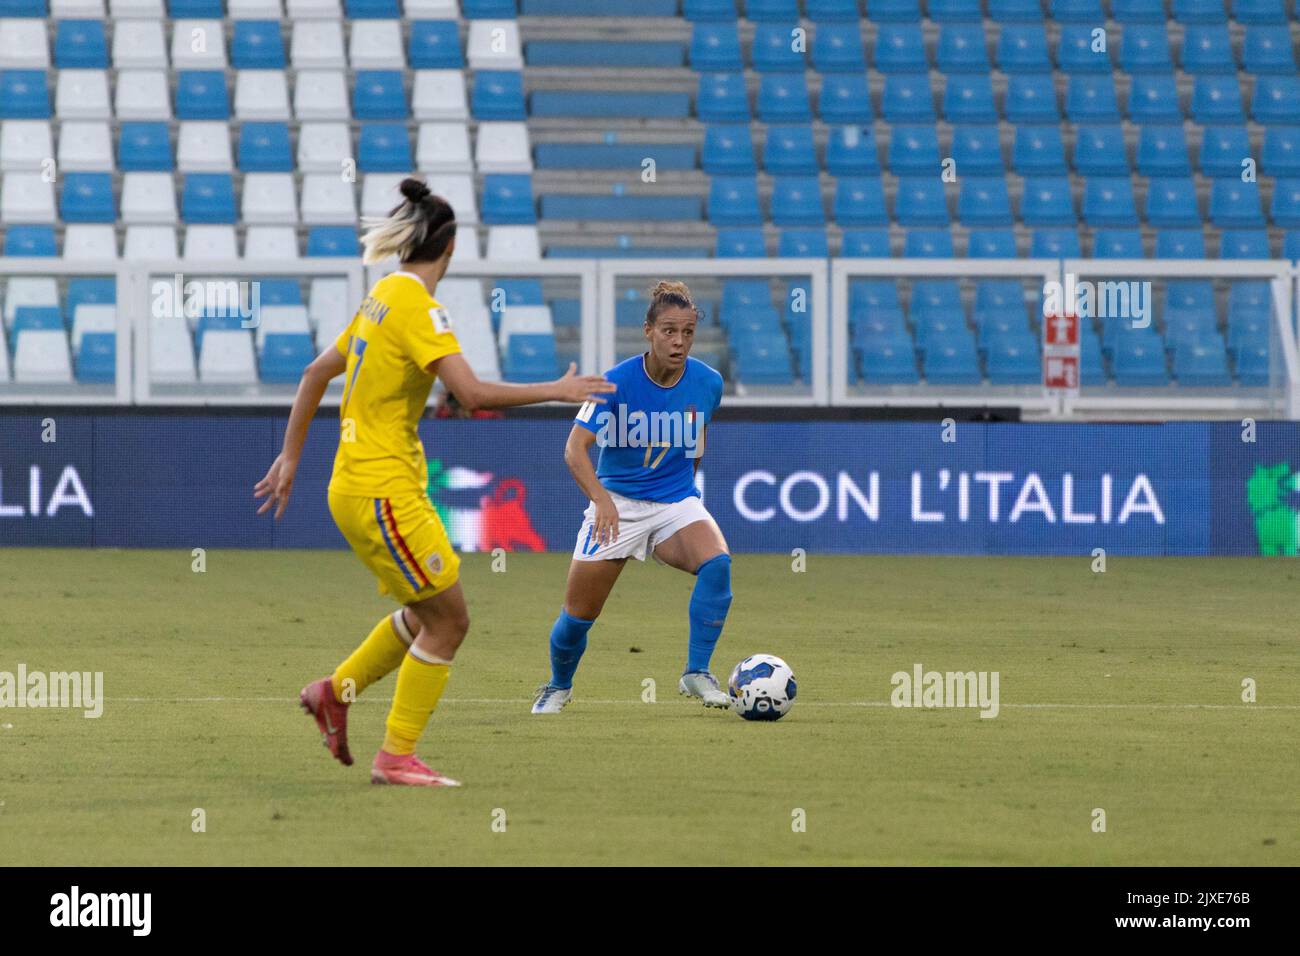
[727,654,796,721]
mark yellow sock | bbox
[382,648,451,756]
[331,611,412,702]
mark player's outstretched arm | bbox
[254,347,346,519]
[432,353,615,411]
[564,425,619,545]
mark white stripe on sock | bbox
[390,610,415,646]
[409,644,452,666]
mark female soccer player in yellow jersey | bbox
[254,178,615,787]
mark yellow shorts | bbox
[328,490,461,605]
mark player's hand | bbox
[554,362,616,404]
[593,493,619,546]
[254,453,297,520]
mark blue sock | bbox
[549,609,594,689]
[686,554,732,674]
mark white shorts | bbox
[572,491,713,563]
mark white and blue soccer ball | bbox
[727,654,796,721]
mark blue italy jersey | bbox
[574,354,724,503]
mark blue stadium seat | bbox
[1221,230,1271,258]
[549,299,580,328]
[1113,0,1167,24]
[747,0,799,20]
[1057,24,1111,73]
[307,227,361,257]
[505,334,559,383]
[1052,0,1104,22]
[928,0,982,20]
[471,71,524,120]
[346,0,400,14]
[859,340,919,385]
[1263,127,1300,178]
[1236,338,1271,385]
[354,71,407,120]
[715,228,766,257]
[997,24,1051,73]
[1166,280,1215,312]
[1083,177,1138,226]
[1073,125,1128,175]
[959,178,1012,226]
[852,306,907,341]
[951,125,1004,176]
[875,25,928,73]
[66,278,116,314]
[182,174,236,223]
[1251,76,1300,124]
[1031,228,1082,257]
[1174,340,1231,386]
[176,71,229,120]
[260,333,315,384]
[1181,24,1234,73]
[119,122,173,171]
[1155,229,1207,258]
[771,177,824,226]
[236,122,290,172]
[826,126,879,175]
[482,174,536,224]
[1192,75,1245,124]
[1080,328,1108,385]
[905,229,955,258]
[1229,280,1271,320]
[684,0,740,18]
[888,125,939,174]
[1067,75,1120,122]
[60,172,115,222]
[813,21,866,72]
[1093,229,1145,257]
[1121,24,1173,72]
[1244,26,1297,74]
[76,332,115,384]
[257,280,301,306]
[13,307,64,334]
[834,177,887,225]
[410,21,465,69]
[923,335,982,385]
[1270,179,1300,228]
[1286,230,1300,258]
[1164,308,1219,355]
[937,24,988,73]
[1,70,50,118]
[464,0,517,16]
[4,225,56,256]
[753,22,805,73]
[818,74,871,123]
[0,0,46,9]
[1173,0,1227,22]
[882,74,936,123]
[55,19,108,68]
[232,20,285,69]
[841,229,892,257]
[1021,177,1076,225]
[780,229,829,257]
[986,334,1040,385]
[968,229,1018,257]
[1232,0,1285,24]
[758,74,811,121]
[1112,332,1169,385]
[988,0,1044,20]
[867,0,921,20]
[358,124,413,172]
[708,177,762,225]
[690,23,742,71]
[914,312,966,354]
[1137,124,1191,176]
[806,0,860,18]
[495,279,545,307]
[1127,74,1183,123]
[943,74,997,123]
[1199,126,1250,178]
[764,125,817,175]
[895,177,949,226]
[698,73,750,122]
[170,0,223,13]
[734,337,793,385]
[850,280,901,314]
[1211,180,1263,228]
[704,125,756,174]
[1146,177,1202,227]
[1005,74,1060,123]
[1014,125,1066,175]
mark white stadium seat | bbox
[254,304,311,349]
[497,305,553,350]
[199,329,258,384]
[3,277,59,327]
[51,0,107,16]
[300,173,357,224]
[243,226,299,260]
[241,173,298,224]
[360,173,406,219]
[64,224,119,259]
[452,225,480,261]
[429,174,477,224]
[112,19,168,68]
[56,71,112,121]
[14,330,73,384]
[416,122,472,174]
[448,302,501,381]
[124,225,178,258]
[350,20,404,70]
[72,304,117,351]
[487,225,541,261]
[404,0,459,15]
[296,122,351,173]
[286,0,342,19]
[1,121,53,172]
[149,315,197,384]
[110,0,165,16]
[475,122,532,174]
[183,224,239,260]
[236,71,291,121]
[2,173,55,222]
[412,71,467,121]
[467,20,522,71]
[121,172,178,224]
[114,70,172,120]
[0,19,49,70]
[171,20,227,70]
[291,19,345,70]
[177,121,234,172]
[229,0,282,17]
[56,122,113,172]
[293,70,349,120]
[309,277,350,340]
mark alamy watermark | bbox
[151,273,261,327]
[890,663,1000,718]
[0,665,103,718]
[1042,272,1152,329]
[576,403,704,459]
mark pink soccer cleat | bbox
[370,751,462,787]
[299,677,353,767]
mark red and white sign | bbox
[1043,355,1079,390]
[1044,311,1078,347]
[1042,310,1080,394]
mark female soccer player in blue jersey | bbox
[531,280,733,713]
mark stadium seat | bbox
[1080,328,1107,384]
[175,71,229,120]
[779,229,829,257]
[1121,24,1174,72]
[184,224,237,258]
[259,332,315,384]
[752,22,804,73]
[826,126,880,176]
[859,340,919,385]
[1181,24,1234,74]
[882,74,936,123]
[1021,177,1075,225]
[1262,127,1300,178]
[988,0,1043,20]
[1174,340,1231,386]
[1127,74,1182,124]
[182,173,236,223]
[703,124,756,174]
[888,125,940,175]
[697,73,750,122]
[1031,228,1082,257]
[923,335,981,385]
[690,23,741,71]
[951,125,1004,176]
[968,229,1018,257]
[1014,125,1066,175]
[14,329,73,383]
[840,229,891,257]
[1251,75,1300,125]
[12,306,64,334]
[1236,338,1271,385]
[75,331,115,383]
[4,224,56,255]
[806,0,861,18]
[937,24,989,73]
[2,171,54,221]
[1073,125,1129,175]
[1137,125,1191,177]
[771,177,824,226]
[734,337,793,386]
[959,178,1012,226]
[1,119,51,170]
[1005,73,1060,123]
[1057,25,1110,73]
[1269,180,1300,228]
[819,74,871,123]
[55,19,108,68]
[1232,0,1285,23]
[746,0,799,20]
[232,20,285,69]
[928,0,982,19]
[306,226,361,257]
[199,329,257,384]
[1220,230,1270,259]
[1199,126,1251,178]
[875,25,927,73]
[125,226,178,259]
[1146,178,1202,228]
[354,71,408,120]
[1083,177,1138,226]
[834,177,887,226]
[481,174,536,224]
[758,73,811,122]
[116,121,171,171]
[1094,229,1145,258]
[997,24,1050,74]
[716,228,766,257]
[1244,26,1297,74]
[177,121,233,171]
[986,333,1040,385]
[1112,332,1169,385]
[1173,0,1228,21]
[1192,75,1245,124]
[895,177,949,226]
[943,74,997,123]
[904,229,955,258]
[1156,228,1207,258]
[813,22,866,73]
[59,172,115,222]
[1067,75,1121,122]
[409,21,464,69]
[764,126,816,176]
[1210,180,1263,228]
[708,177,761,225]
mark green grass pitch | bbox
[1,548,1296,866]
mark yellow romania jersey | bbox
[328,272,461,498]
